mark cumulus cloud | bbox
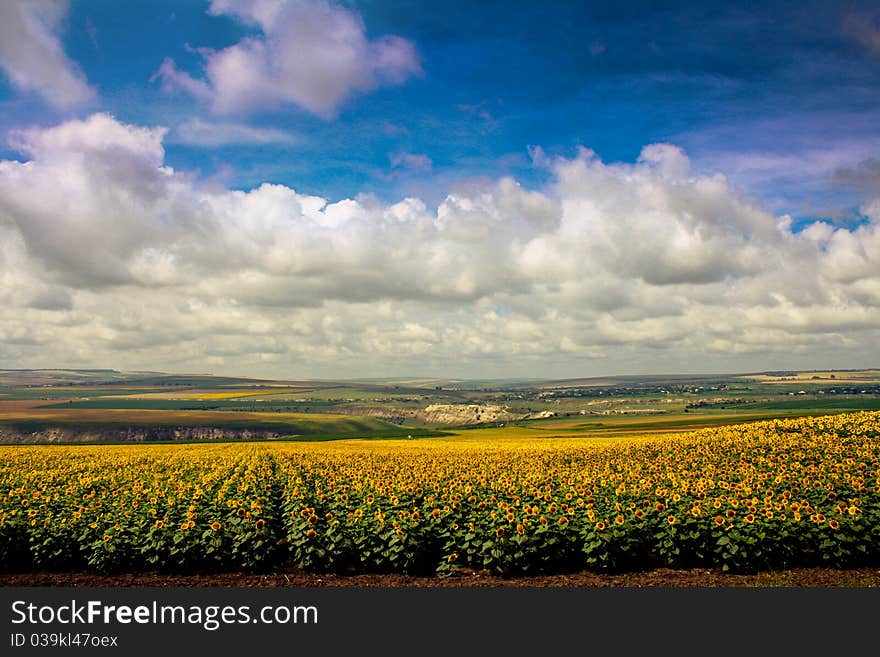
[2,114,880,376]
[154,0,421,118]
[0,0,95,109]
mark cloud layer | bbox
[0,0,95,109]
[172,118,297,147]
[2,114,879,376]
[155,0,421,118]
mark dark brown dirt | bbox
[3,567,880,587]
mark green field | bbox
[42,398,342,410]
[0,403,443,444]
[740,398,880,411]
[2,367,880,444]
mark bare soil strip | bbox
[3,567,879,588]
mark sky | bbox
[0,0,879,379]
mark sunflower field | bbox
[1,412,878,574]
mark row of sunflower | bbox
[1,412,878,574]
[0,445,280,572]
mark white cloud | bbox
[9,113,167,161]
[155,0,421,118]
[150,58,212,102]
[172,118,297,147]
[679,112,880,216]
[701,143,880,199]
[0,0,95,109]
[389,152,432,172]
[2,114,880,377]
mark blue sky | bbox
[1,0,880,377]
[3,0,879,218]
